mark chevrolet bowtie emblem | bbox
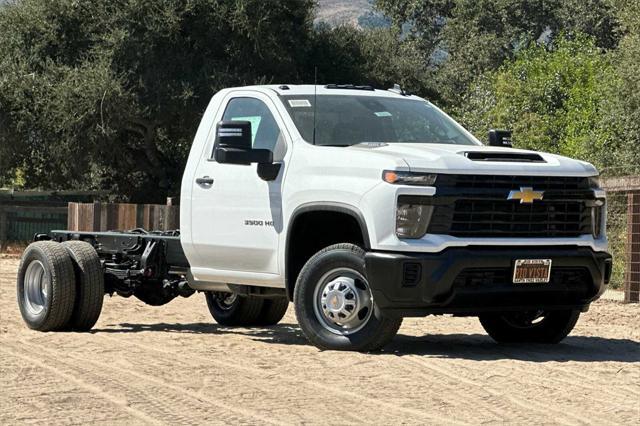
[507,187,544,204]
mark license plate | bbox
[512,259,552,284]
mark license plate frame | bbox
[512,259,552,284]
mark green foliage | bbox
[0,0,638,202]
[459,36,616,164]
[0,0,432,200]
[599,0,640,175]
[310,24,433,95]
[376,0,621,106]
[0,0,314,201]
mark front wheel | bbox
[294,244,402,351]
[479,309,580,344]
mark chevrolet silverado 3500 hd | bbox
[17,84,612,351]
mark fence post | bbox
[165,197,177,231]
[0,206,7,250]
[92,201,101,231]
[625,191,640,303]
[67,202,75,230]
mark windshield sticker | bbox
[374,111,392,117]
[288,99,312,108]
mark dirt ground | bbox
[1,255,639,425]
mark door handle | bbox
[196,176,214,186]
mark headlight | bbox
[396,196,433,239]
[383,170,437,186]
[588,176,600,188]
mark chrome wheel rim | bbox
[24,260,49,315]
[213,292,237,310]
[313,268,373,335]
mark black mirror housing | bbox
[488,129,513,147]
[215,147,272,165]
[215,121,252,150]
[214,120,273,165]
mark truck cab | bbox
[179,84,612,350]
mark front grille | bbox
[424,174,596,238]
[428,199,593,237]
[437,175,591,191]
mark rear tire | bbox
[17,241,76,331]
[205,292,264,326]
[479,309,580,343]
[294,243,402,351]
[62,241,105,331]
[255,297,289,326]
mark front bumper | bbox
[365,246,612,317]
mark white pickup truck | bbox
[17,84,612,351]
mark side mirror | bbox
[214,121,273,165]
[488,129,513,148]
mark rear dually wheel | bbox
[17,241,76,331]
[61,241,105,331]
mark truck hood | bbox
[347,142,598,176]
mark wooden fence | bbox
[0,195,179,249]
[67,199,179,232]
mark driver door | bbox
[189,92,287,282]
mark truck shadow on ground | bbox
[93,322,640,363]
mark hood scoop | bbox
[463,151,545,163]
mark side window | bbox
[220,97,283,156]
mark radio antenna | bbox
[312,66,317,145]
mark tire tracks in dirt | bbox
[9,340,283,426]
[399,355,611,426]
[49,337,364,424]
[490,344,640,401]
[93,332,462,425]
[437,337,640,402]
[392,355,531,424]
[0,345,160,425]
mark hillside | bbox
[315,0,373,27]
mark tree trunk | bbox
[125,119,169,190]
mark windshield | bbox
[281,95,480,146]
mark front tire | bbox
[205,292,264,326]
[479,309,580,343]
[294,243,402,351]
[17,241,76,331]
